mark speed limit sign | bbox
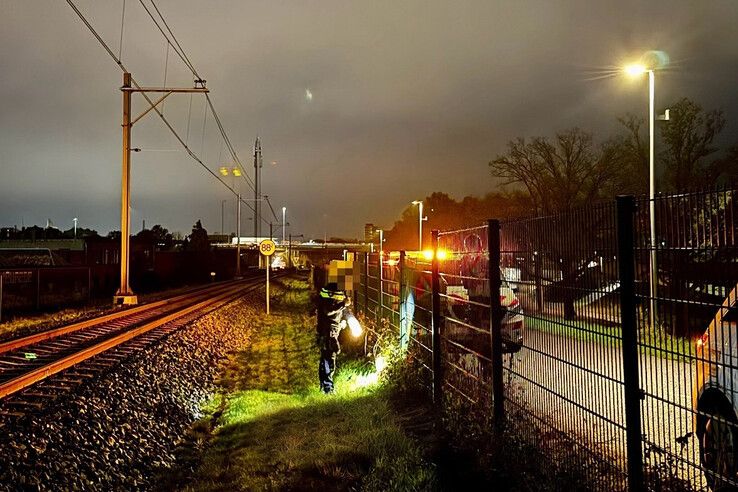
[259,239,276,256]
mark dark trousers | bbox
[318,335,340,393]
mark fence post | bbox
[488,219,505,429]
[431,230,443,406]
[379,252,384,322]
[0,273,3,323]
[363,252,369,315]
[616,195,644,491]
[399,250,406,349]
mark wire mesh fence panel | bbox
[437,226,494,406]
[634,189,738,489]
[500,203,629,489]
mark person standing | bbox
[316,282,350,394]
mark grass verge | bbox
[165,277,434,491]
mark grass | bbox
[168,277,434,491]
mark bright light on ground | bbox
[348,315,363,337]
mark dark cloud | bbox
[1,1,737,237]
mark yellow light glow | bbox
[232,167,242,177]
[348,315,363,337]
[624,63,647,77]
[422,249,448,261]
[219,166,229,176]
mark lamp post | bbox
[220,200,227,235]
[624,62,658,329]
[411,200,427,251]
[282,207,286,245]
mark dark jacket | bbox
[317,287,348,338]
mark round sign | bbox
[259,239,276,256]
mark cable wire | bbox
[62,0,267,222]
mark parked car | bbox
[408,263,524,355]
[694,284,738,489]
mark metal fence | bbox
[0,267,91,321]
[356,188,738,491]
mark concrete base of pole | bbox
[113,294,138,306]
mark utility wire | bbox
[118,0,126,60]
[63,0,266,222]
[138,0,258,193]
[264,195,280,223]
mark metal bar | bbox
[616,195,644,491]
[431,229,443,406]
[121,87,209,93]
[488,219,505,429]
[130,91,173,126]
[364,252,369,314]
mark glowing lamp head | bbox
[347,315,363,337]
[624,63,647,77]
[422,250,434,261]
[232,167,242,177]
[219,166,229,176]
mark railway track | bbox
[0,275,268,413]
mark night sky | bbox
[1,1,737,238]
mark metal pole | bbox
[221,199,225,235]
[431,230,442,406]
[269,222,273,241]
[253,138,261,238]
[236,193,241,278]
[266,260,270,315]
[488,219,505,429]
[616,195,645,491]
[399,250,406,349]
[0,274,3,323]
[648,70,658,330]
[364,251,369,315]
[419,202,424,251]
[378,249,384,322]
[115,72,136,304]
[288,234,292,268]
[282,207,286,244]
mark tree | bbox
[188,220,209,251]
[610,115,649,195]
[489,128,623,215]
[136,224,174,250]
[490,128,627,319]
[660,97,726,191]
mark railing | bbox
[356,187,738,490]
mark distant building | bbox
[364,223,379,244]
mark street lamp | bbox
[411,200,427,251]
[624,61,658,328]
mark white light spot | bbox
[305,88,313,101]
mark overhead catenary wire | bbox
[135,0,258,192]
[62,0,265,221]
[118,0,126,60]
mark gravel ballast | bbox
[0,287,264,491]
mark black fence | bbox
[0,267,91,320]
[356,188,738,491]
